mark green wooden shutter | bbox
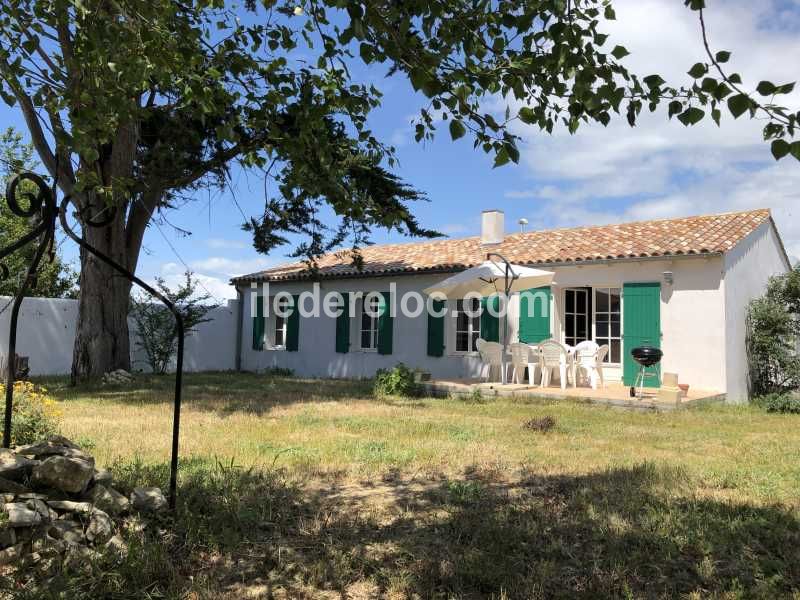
[252,295,265,350]
[622,282,662,387]
[335,293,350,353]
[480,295,500,342]
[427,299,446,357]
[285,294,300,352]
[377,291,393,355]
[519,286,552,343]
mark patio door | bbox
[564,288,591,347]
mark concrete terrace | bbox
[421,380,726,411]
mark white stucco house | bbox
[231,208,791,403]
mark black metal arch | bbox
[1,172,184,509]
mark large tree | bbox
[0,0,796,380]
[0,127,76,298]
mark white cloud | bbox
[146,262,237,302]
[189,256,275,277]
[507,0,800,255]
[205,238,248,250]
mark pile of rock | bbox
[0,436,167,574]
[101,369,134,386]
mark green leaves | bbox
[715,50,731,63]
[756,81,776,96]
[771,139,791,160]
[727,93,752,119]
[611,45,630,60]
[643,74,665,90]
[687,63,708,79]
[677,106,705,126]
[771,140,800,161]
[449,119,466,141]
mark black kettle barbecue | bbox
[629,346,663,398]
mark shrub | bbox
[262,366,294,377]
[373,363,418,397]
[753,392,800,414]
[130,270,219,374]
[747,267,800,397]
[0,381,61,445]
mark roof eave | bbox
[230,251,724,286]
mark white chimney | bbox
[481,210,504,245]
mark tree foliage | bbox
[130,271,219,375]
[747,268,800,398]
[0,127,76,298]
[0,1,795,266]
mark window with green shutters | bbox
[252,295,265,350]
[285,294,300,352]
[377,291,393,355]
[480,295,500,343]
[622,282,661,387]
[518,287,551,343]
[427,299,445,356]
[335,293,350,353]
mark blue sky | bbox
[3,0,799,301]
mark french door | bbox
[564,288,591,347]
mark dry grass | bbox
[46,371,800,506]
[11,371,799,598]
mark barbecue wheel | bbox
[629,386,636,398]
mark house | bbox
[230,208,791,403]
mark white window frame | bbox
[592,286,622,365]
[264,296,290,351]
[358,295,379,352]
[452,297,481,355]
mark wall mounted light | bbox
[663,271,674,285]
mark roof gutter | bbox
[230,251,724,285]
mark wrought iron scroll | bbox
[0,171,184,510]
[0,173,58,448]
[58,195,184,510]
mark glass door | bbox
[564,288,591,348]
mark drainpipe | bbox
[234,285,244,371]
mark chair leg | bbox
[598,366,605,389]
[559,364,567,390]
[528,364,536,386]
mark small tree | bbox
[746,268,800,397]
[130,271,219,374]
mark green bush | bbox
[753,392,800,414]
[747,267,800,397]
[373,363,419,397]
[262,366,295,377]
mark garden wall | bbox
[0,296,239,376]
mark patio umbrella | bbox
[423,254,554,382]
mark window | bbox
[594,287,622,363]
[455,298,481,352]
[564,288,590,347]
[360,295,379,350]
[273,296,289,348]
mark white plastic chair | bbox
[538,339,571,389]
[509,342,538,385]
[573,342,608,389]
[476,338,505,383]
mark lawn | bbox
[15,371,800,598]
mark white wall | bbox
[0,296,78,375]
[238,256,729,393]
[0,296,239,375]
[723,221,792,403]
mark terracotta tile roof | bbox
[232,209,773,282]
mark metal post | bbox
[486,252,518,385]
[58,195,185,509]
[0,173,57,447]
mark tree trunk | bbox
[71,209,133,381]
[70,122,143,382]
